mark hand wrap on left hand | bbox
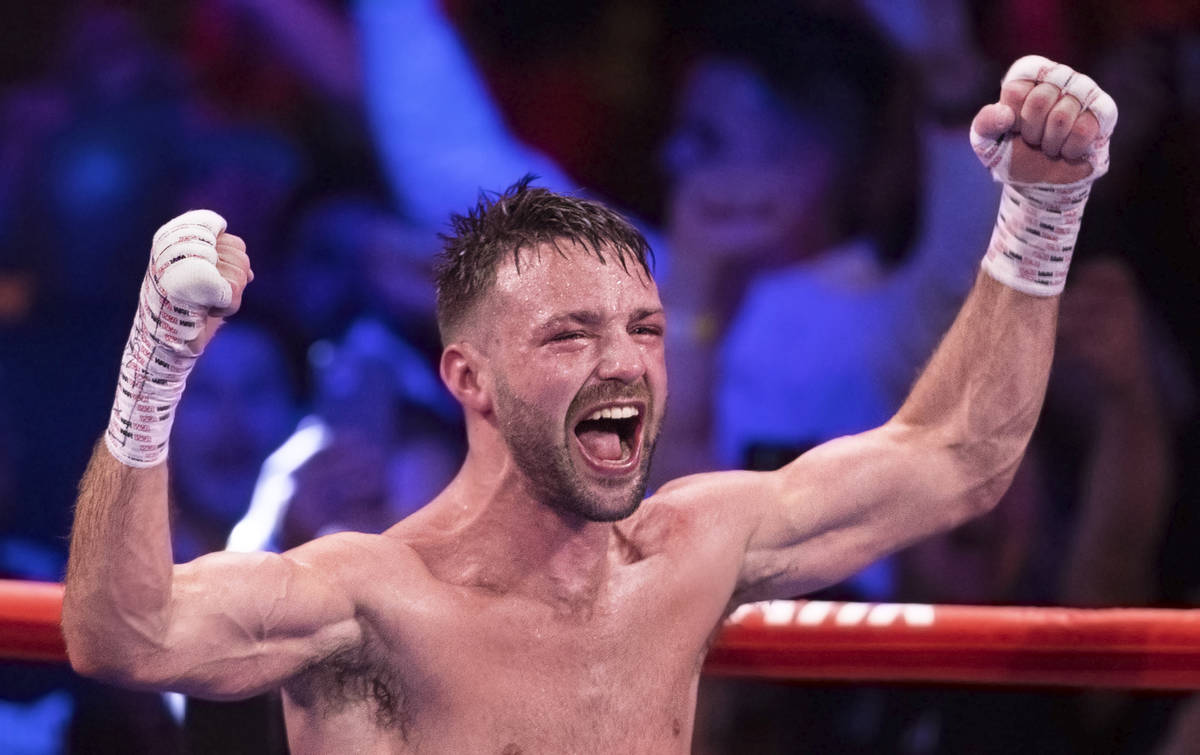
[972,56,1118,296]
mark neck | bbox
[423,447,615,613]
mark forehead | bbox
[487,241,660,328]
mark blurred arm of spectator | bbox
[1056,259,1174,607]
[281,433,390,549]
[354,0,571,226]
[1157,692,1200,755]
[1156,691,1200,753]
[217,0,362,103]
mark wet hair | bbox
[433,176,654,343]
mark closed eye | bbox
[631,325,663,337]
[550,331,587,342]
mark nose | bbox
[596,332,646,384]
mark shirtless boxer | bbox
[63,57,1116,753]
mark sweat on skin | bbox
[60,56,1112,750]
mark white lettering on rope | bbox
[727,601,937,628]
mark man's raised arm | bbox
[666,57,1118,603]
[62,212,363,698]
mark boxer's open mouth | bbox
[572,403,643,469]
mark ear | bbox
[440,341,492,414]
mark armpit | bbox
[287,642,411,737]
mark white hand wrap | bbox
[105,210,232,467]
[971,55,1118,296]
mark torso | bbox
[280,494,742,754]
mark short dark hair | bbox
[434,176,654,343]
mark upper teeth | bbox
[586,406,639,421]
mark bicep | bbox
[136,545,363,699]
[732,422,989,603]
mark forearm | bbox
[63,446,174,677]
[893,271,1058,503]
[63,212,236,678]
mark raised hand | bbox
[971,55,1117,185]
[971,57,1117,296]
[107,210,254,467]
[149,210,254,353]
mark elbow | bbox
[61,592,161,687]
[61,608,127,683]
[61,592,98,676]
[892,416,1031,518]
[953,437,1027,522]
[905,421,1027,525]
[65,644,113,681]
[63,627,123,682]
[61,587,106,678]
[963,462,1019,517]
[65,634,158,688]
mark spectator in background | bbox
[179,125,309,287]
[353,0,1000,489]
[278,194,442,352]
[183,0,386,199]
[170,321,301,562]
[0,3,195,547]
[656,0,1001,484]
[228,319,463,555]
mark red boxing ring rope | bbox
[0,580,68,663]
[708,599,1200,690]
[3,581,1198,690]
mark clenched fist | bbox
[972,55,1117,186]
[149,210,254,353]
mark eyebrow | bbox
[539,311,604,331]
[630,307,664,323]
[536,308,664,332]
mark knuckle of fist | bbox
[1025,93,1054,114]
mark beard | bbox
[494,378,657,522]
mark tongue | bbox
[577,428,624,461]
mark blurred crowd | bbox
[0,0,1197,752]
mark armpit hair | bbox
[288,641,410,737]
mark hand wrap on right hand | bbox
[105,210,231,467]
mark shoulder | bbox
[282,531,436,603]
[627,470,772,552]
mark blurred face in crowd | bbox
[172,323,298,530]
[661,58,837,263]
[479,242,667,521]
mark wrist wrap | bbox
[105,210,231,467]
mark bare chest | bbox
[285,562,727,753]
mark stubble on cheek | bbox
[495,380,653,522]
